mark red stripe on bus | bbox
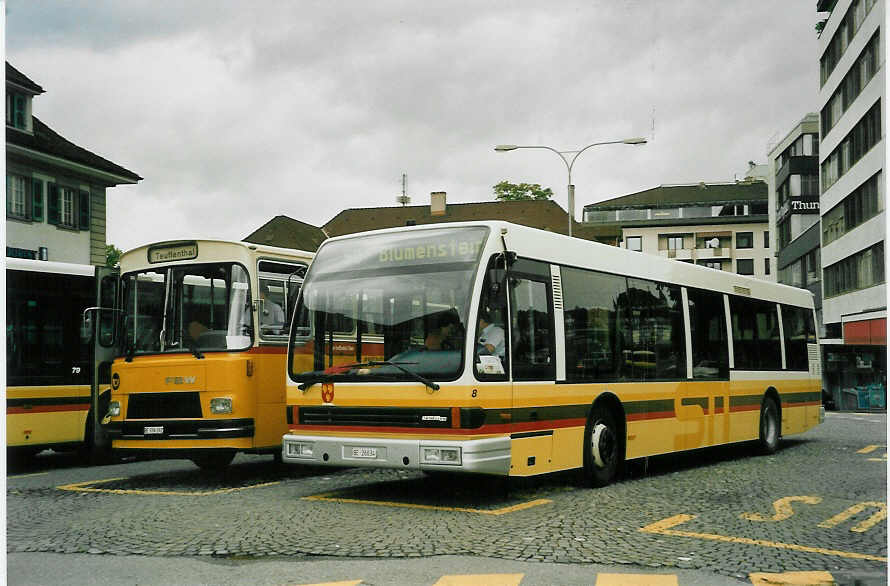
[729,404,762,413]
[7,404,89,414]
[289,418,588,436]
[248,346,288,355]
[782,401,821,408]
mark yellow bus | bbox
[104,239,313,469]
[282,222,822,486]
[6,258,117,462]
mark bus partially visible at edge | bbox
[104,239,313,469]
[282,221,823,486]
[7,258,117,462]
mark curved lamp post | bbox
[494,137,647,237]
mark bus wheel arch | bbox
[758,388,781,454]
[582,393,626,488]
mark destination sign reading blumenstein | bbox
[147,242,199,264]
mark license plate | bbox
[351,447,377,459]
[144,426,164,435]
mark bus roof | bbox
[5,258,96,277]
[120,239,313,272]
[317,220,815,308]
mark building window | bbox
[764,258,771,276]
[667,236,684,250]
[821,31,880,134]
[47,184,90,231]
[736,232,754,249]
[821,173,881,246]
[5,92,27,130]
[821,100,881,191]
[763,231,770,249]
[699,260,722,271]
[626,236,642,252]
[6,174,27,218]
[737,259,754,275]
[824,242,885,297]
[820,0,878,86]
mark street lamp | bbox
[494,137,647,237]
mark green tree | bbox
[493,180,554,201]
[105,244,122,268]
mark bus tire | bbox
[190,450,236,471]
[758,396,780,454]
[583,405,622,488]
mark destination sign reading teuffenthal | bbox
[147,242,199,264]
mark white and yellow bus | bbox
[282,221,822,486]
[6,258,117,461]
[105,239,313,469]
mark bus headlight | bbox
[285,441,314,458]
[210,397,233,414]
[107,401,121,417]
[422,446,461,465]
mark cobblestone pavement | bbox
[7,412,887,583]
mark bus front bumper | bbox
[105,418,255,440]
[282,433,511,476]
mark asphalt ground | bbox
[6,411,887,584]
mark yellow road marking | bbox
[302,492,551,516]
[640,514,886,562]
[595,573,678,585]
[867,454,888,462]
[433,574,524,586]
[740,496,821,522]
[857,445,880,454]
[8,472,49,479]
[818,501,887,533]
[749,570,834,585]
[57,477,280,496]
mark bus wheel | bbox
[190,451,235,471]
[583,405,621,487]
[758,396,781,454]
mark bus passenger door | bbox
[89,266,119,455]
[507,260,556,475]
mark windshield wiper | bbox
[297,372,333,392]
[297,360,440,392]
[186,339,204,360]
[124,343,136,363]
[358,360,440,392]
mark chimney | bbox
[430,192,446,216]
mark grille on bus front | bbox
[126,392,202,419]
[299,406,453,428]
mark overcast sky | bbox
[7,1,822,251]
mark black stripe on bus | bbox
[511,430,554,439]
[729,394,763,408]
[681,397,709,410]
[781,391,821,404]
[624,399,675,416]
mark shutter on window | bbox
[47,183,60,225]
[79,190,91,230]
[31,179,43,222]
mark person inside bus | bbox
[425,309,461,351]
[260,281,285,328]
[477,308,505,360]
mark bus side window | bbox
[687,288,729,379]
[626,278,686,380]
[730,296,781,370]
[474,255,508,380]
[510,276,554,381]
[781,304,815,371]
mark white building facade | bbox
[816,0,885,407]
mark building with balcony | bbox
[768,114,823,332]
[582,178,773,280]
[5,62,141,266]
[816,0,885,408]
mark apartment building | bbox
[768,114,823,331]
[6,62,141,266]
[582,179,773,280]
[816,0,885,407]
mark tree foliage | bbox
[105,244,122,268]
[493,180,554,201]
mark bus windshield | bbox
[289,226,489,383]
[121,263,252,355]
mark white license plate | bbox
[144,426,164,435]
[351,447,377,459]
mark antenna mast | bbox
[396,173,411,206]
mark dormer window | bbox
[6,91,30,131]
